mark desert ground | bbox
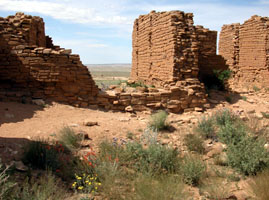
[1,66,269,200]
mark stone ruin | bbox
[131,10,226,87]
[219,15,269,91]
[0,11,268,113]
[0,12,99,107]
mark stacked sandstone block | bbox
[0,12,208,113]
[131,11,199,87]
[0,13,99,106]
[195,26,227,79]
[219,16,269,90]
[97,84,207,113]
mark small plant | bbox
[98,140,125,164]
[184,134,205,154]
[72,173,101,196]
[181,155,206,186]
[249,169,269,200]
[125,141,180,175]
[149,110,169,131]
[201,181,232,200]
[226,137,269,175]
[126,131,134,140]
[213,69,232,82]
[214,109,238,127]
[241,96,247,101]
[261,112,269,119]
[14,171,68,200]
[0,161,15,200]
[23,140,67,171]
[140,128,158,145]
[217,121,247,145]
[134,175,185,200]
[253,85,261,92]
[58,126,83,151]
[196,116,215,139]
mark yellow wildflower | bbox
[85,180,89,183]
[77,177,82,180]
[98,183,101,186]
[78,186,83,190]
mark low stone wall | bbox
[96,80,207,113]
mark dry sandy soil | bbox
[1,89,269,159]
[1,89,269,199]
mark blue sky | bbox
[0,0,268,64]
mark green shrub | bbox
[212,69,232,90]
[214,109,238,127]
[217,121,247,145]
[58,126,83,151]
[181,155,206,186]
[213,69,232,82]
[125,142,180,175]
[23,140,71,173]
[98,140,125,163]
[134,175,185,200]
[184,134,205,154]
[226,137,269,175]
[13,171,68,200]
[249,169,269,200]
[253,85,261,92]
[149,110,169,131]
[196,117,215,139]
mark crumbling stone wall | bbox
[131,11,228,87]
[131,11,199,87]
[219,16,269,90]
[0,12,209,113]
[196,26,228,81]
[0,13,98,106]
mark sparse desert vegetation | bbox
[1,7,269,200]
[1,104,269,199]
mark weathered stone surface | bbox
[0,13,99,106]
[219,15,269,91]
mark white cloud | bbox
[259,0,269,4]
[137,2,269,31]
[53,38,107,48]
[0,0,131,25]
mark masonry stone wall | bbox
[0,12,209,113]
[0,12,99,106]
[219,16,269,90]
[131,11,199,87]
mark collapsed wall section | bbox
[0,13,99,106]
